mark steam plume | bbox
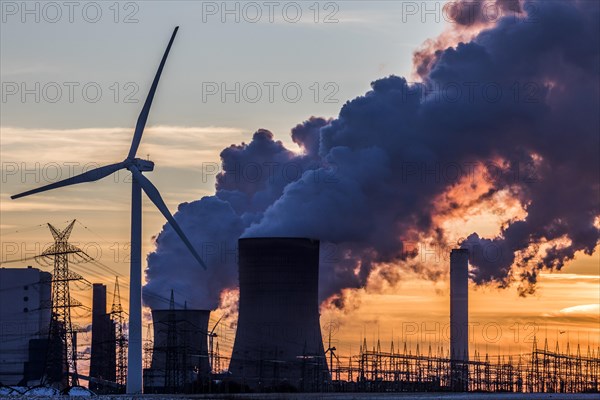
[144,0,599,309]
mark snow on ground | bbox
[1,391,599,399]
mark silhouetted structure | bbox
[110,277,127,389]
[0,266,51,385]
[143,307,210,393]
[40,221,88,388]
[89,283,116,392]
[450,248,469,391]
[229,237,329,391]
[325,336,599,394]
[9,27,206,395]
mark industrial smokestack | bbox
[89,283,116,393]
[450,248,469,391]
[229,238,329,391]
[143,309,210,393]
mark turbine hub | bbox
[130,158,154,172]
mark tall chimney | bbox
[90,283,116,393]
[450,248,469,391]
[229,237,329,391]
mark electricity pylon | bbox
[111,277,128,389]
[143,323,153,370]
[40,220,88,388]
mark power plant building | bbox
[0,267,52,385]
[450,248,469,391]
[229,237,329,391]
[89,283,116,392]
[143,309,210,393]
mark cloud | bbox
[0,125,244,168]
[558,304,599,315]
[543,304,600,323]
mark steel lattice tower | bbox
[111,277,128,389]
[143,323,153,370]
[41,220,86,388]
[214,341,221,373]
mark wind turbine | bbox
[208,314,224,371]
[11,26,207,394]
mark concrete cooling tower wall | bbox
[229,237,329,391]
[143,309,210,393]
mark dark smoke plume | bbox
[144,0,599,309]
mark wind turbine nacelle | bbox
[131,158,155,172]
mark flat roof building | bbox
[0,266,52,385]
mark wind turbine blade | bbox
[130,166,207,270]
[11,162,126,200]
[127,26,179,160]
[210,315,224,335]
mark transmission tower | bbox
[110,277,128,389]
[143,323,154,370]
[214,340,221,373]
[39,220,89,388]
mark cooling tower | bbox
[450,248,469,391]
[143,309,210,393]
[229,237,329,391]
